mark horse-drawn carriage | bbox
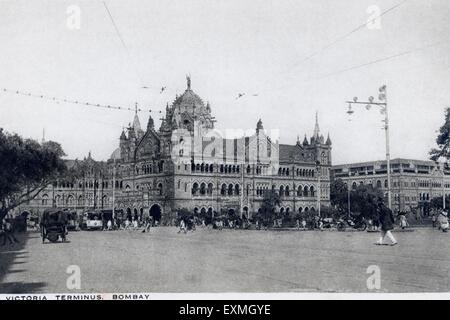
[41,209,68,243]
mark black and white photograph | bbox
[0,0,449,300]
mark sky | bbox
[0,0,449,164]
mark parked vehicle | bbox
[337,216,367,232]
[41,209,68,243]
[83,211,103,230]
[66,211,79,231]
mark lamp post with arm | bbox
[346,85,391,209]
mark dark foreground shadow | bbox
[0,281,47,294]
[0,232,47,293]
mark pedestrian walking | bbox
[375,201,397,246]
[431,213,437,228]
[107,219,112,231]
[399,213,409,230]
[178,219,187,234]
[142,216,152,233]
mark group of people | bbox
[432,210,449,232]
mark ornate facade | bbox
[18,77,332,223]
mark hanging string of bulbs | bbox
[1,87,163,114]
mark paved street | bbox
[0,227,449,293]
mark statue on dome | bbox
[186,74,191,90]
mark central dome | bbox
[173,88,205,109]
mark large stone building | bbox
[17,77,332,222]
[331,158,450,212]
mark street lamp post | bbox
[436,161,446,210]
[346,85,391,209]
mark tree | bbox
[350,184,382,220]
[430,107,450,161]
[330,178,382,220]
[330,178,349,213]
[257,189,281,226]
[0,129,67,221]
[429,195,450,211]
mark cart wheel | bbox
[358,222,367,232]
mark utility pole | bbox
[240,138,245,219]
[112,155,116,221]
[316,161,321,218]
[346,85,391,209]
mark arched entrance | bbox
[149,204,162,222]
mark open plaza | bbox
[0,227,449,294]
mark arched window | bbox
[67,195,74,206]
[384,180,388,188]
[297,186,302,197]
[221,184,227,196]
[376,180,382,188]
[157,183,163,196]
[247,165,251,174]
[209,164,214,172]
[285,185,290,196]
[303,186,309,197]
[228,184,234,196]
[41,194,49,206]
[279,185,284,196]
[235,184,240,196]
[192,182,199,196]
[352,182,357,190]
[321,152,327,164]
[200,182,206,195]
[207,183,213,195]
[310,186,315,197]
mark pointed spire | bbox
[302,134,309,146]
[147,115,154,130]
[120,129,127,140]
[132,104,142,132]
[313,111,320,139]
[326,133,332,145]
[41,128,45,144]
